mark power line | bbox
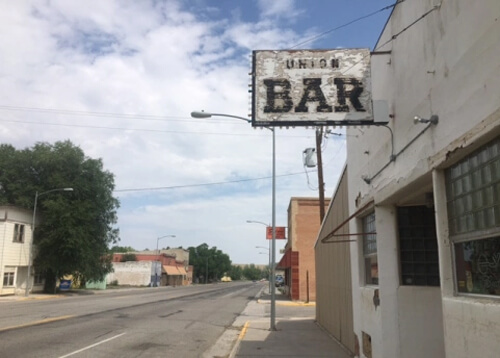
[0,104,251,125]
[334,2,440,77]
[0,118,261,137]
[289,0,404,49]
[0,118,319,138]
[374,2,441,51]
[0,104,189,121]
[114,171,312,193]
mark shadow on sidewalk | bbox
[234,318,352,358]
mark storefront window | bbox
[455,237,500,296]
[447,137,500,297]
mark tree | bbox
[228,265,243,281]
[0,141,120,292]
[187,244,232,283]
[120,253,137,262]
[110,245,136,253]
[242,264,262,281]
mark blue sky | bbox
[0,0,395,265]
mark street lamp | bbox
[249,220,272,294]
[26,187,74,297]
[192,110,277,331]
[155,234,176,287]
[156,235,176,255]
[205,256,209,284]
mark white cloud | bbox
[257,0,304,22]
[0,0,349,265]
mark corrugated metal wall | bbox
[315,167,355,354]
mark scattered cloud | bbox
[0,0,394,264]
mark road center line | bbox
[58,332,126,358]
[0,315,75,333]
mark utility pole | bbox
[205,256,208,284]
[316,127,325,223]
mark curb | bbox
[228,321,250,358]
[257,298,316,307]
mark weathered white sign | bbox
[251,49,373,127]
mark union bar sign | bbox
[251,49,373,127]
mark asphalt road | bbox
[0,282,263,357]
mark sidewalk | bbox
[205,286,353,358]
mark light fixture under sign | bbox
[414,115,439,125]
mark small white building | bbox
[107,261,161,287]
[0,205,42,295]
[344,1,500,357]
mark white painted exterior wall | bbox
[347,1,500,357]
[107,261,154,287]
[0,206,37,295]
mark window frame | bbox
[397,205,440,287]
[12,223,25,243]
[3,271,15,287]
[446,137,500,298]
[362,212,378,286]
[34,272,44,285]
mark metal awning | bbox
[177,266,187,275]
[163,265,181,275]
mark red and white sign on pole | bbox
[266,226,286,240]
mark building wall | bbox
[287,197,330,302]
[346,1,500,357]
[112,252,177,266]
[112,253,189,286]
[107,261,153,286]
[160,248,189,264]
[0,206,36,295]
[315,167,355,354]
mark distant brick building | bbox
[277,197,330,301]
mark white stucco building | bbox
[345,1,500,357]
[107,261,161,287]
[0,205,42,295]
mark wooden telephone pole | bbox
[316,127,325,223]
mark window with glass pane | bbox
[3,272,15,286]
[398,206,440,286]
[363,212,378,285]
[12,224,25,243]
[446,137,500,236]
[455,237,500,296]
[34,273,44,285]
[446,136,500,297]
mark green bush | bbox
[121,253,137,262]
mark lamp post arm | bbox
[246,220,269,227]
[191,111,250,123]
[38,187,73,197]
[210,113,251,123]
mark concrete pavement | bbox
[205,285,353,358]
[2,285,353,357]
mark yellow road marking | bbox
[0,315,75,333]
[17,295,65,301]
[257,299,315,307]
[238,321,250,340]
